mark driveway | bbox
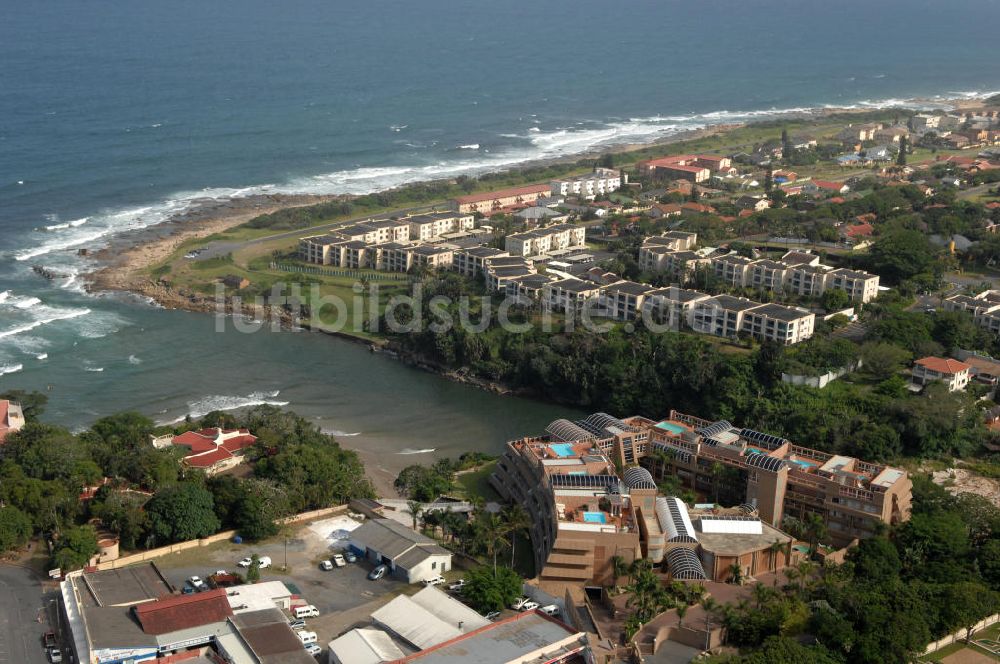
[0,565,57,664]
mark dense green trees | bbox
[0,402,374,567]
[144,483,220,545]
[52,526,99,571]
[462,565,523,613]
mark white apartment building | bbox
[299,234,343,265]
[599,281,655,320]
[711,254,755,288]
[741,304,815,345]
[505,224,587,257]
[827,268,880,303]
[638,233,698,272]
[542,278,603,315]
[748,260,788,291]
[641,287,712,329]
[691,295,762,339]
[340,219,411,245]
[406,212,475,242]
[550,168,622,198]
[785,264,832,298]
[453,247,509,277]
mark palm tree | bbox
[768,539,785,574]
[751,582,772,608]
[803,512,828,557]
[482,513,510,573]
[728,562,743,585]
[676,603,688,629]
[503,505,531,569]
[610,555,628,589]
[405,500,423,531]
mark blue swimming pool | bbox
[656,422,685,435]
[582,512,608,524]
[549,443,576,458]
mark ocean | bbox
[1,0,998,455]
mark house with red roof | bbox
[841,222,874,243]
[681,202,717,215]
[804,180,850,196]
[0,399,25,444]
[154,427,258,475]
[911,356,972,392]
[649,203,682,219]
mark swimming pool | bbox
[582,512,608,524]
[791,459,818,469]
[655,422,685,435]
[549,443,576,458]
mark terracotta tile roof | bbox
[986,202,1000,209]
[845,223,874,238]
[134,588,232,635]
[221,434,257,453]
[183,447,234,468]
[828,196,846,204]
[915,356,972,375]
[682,202,716,214]
[812,180,846,191]
[454,184,550,205]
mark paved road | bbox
[0,566,57,664]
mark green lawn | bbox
[454,461,501,503]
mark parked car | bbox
[539,604,560,616]
[187,576,206,591]
[331,553,346,568]
[447,579,467,592]
[304,643,322,656]
[288,619,306,631]
[319,560,333,571]
[368,564,388,581]
[293,605,320,619]
[48,648,63,663]
[297,631,318,645]
[422,575,445,587]
[238,555,272,569]
[344,551,358,563]
[519,601,540,612]
[510,597,530,610]
[484,611,500,621]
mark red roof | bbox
[738,209,754,218]
[134,588,233,635]
[828,196,846,204]
[987,202,1000,210]
[454,184,550,205]
[183,447,234,468]
[856,213,877,223]
[844,223,874,239]
[915,357,972,375]
[221,434,257,453]
[682,202,716,214]
[812,180,846,191]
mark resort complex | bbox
[491,411,911,588]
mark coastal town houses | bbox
[549,167,622,198]
[452,246,509,277]
[944,290,1000,335]
[151,427,257,475]
[405,211,475,241]
[0,399,25,444]
[641,287,712,329]
[542,278,603,314]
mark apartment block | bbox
[599,281,655,320]
[747,260,788,291]
[454,184,552,214]
[504,224,587,257]
[405,212,475,241]
[641,287,712,329]
[827,267,880,303]
[784,264,832,298]
[542,279,603,315]
[711,254,755,288]
[741,303,815,345]
[691,295,762,338]
[550,168,622,198]
[638,232,698,272]
[453,247,510,277]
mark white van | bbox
[539,604,560,617]
[293,605,320,619]
[297,631,318,645]
[257,556,272,569]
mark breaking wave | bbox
[0,363,24,377]
[397,448,437,455]
[172,389,290,422]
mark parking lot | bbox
[154,516,416,658]
[0,565,60,664]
